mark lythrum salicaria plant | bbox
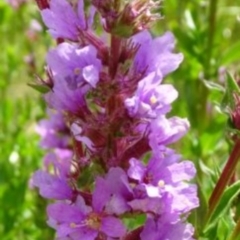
[31,0,199,239]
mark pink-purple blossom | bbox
[127,151,198,215]
[131,30,184,76]
[36,109,70,149]
[47,195,127,239]
[141,215,195,240]
[46,43,102,89]
[31,169,74,200]
[125,71,178,118]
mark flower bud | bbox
[113,0,161,37]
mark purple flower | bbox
[45,78,87,114]
[41,0,96,40]
[131,30,183,77]
[47,42,102,89]
[93,167,133,215]
[31,149,74,200]
[36,109,70,149]
[149,115,190,148]
[45,42,102,114]
[70,123,95,151]
[127,151,198,215]
[43,149,73,178]
[124,71,178,118]
[47,195,127,239]
[31,170,73,200]
[140,215,195,240]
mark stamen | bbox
[70,221,87,228]
[86,213,101,230]
[150,95,157,104]
[70,222,77,228]
[74,68,81,75]
[158,180,165,187]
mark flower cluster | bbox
[32,0,199,239]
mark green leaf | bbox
[220,41,240,65]
[221,72,240,111]
[184,10,196,30]
[202,80,225,92]
[204,180,240,233]
[226,72,240,93]
[27,82,51,94]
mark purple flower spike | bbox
[34,0,199,237]
[41,0,91,40]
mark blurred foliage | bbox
[0,0,53,239]
[1,0,240,239]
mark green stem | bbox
[207,138,240,220]
[197,0,218,131]
[205,0,218,75]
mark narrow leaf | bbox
[220,41,240,65]
[27,82,51,94]
[221,72,240,111]
[202,80,225,92]
[204,180,240,232]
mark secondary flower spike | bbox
[32,0,199,239]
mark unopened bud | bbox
[113,0,161,37]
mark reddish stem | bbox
[124,226,143,240]
[120,137,150,168]
[208,138,240,217]
[84,31,109,64]
[109,35,122,78]
[35,0,49,10]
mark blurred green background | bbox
[0,1,54,239]
[1,0,240,239]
